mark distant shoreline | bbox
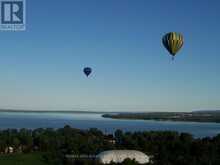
[102,111,220,123]
[0,109,106,114]
[1,109,220,123]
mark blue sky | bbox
[0,0,220,111]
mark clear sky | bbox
[0,0,220,111]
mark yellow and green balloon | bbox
[162,32,184,60]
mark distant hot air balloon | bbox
[162,32,184,60]
[83,67,92,77]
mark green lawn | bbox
[0,153,48,165]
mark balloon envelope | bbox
[83,67,92,77]
[162,32,184,57]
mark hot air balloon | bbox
[162,32,184,60]
[83,67,92,77]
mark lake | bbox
[0,111,220,138]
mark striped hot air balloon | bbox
[162,32,184,60]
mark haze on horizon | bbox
[0,0,220,112]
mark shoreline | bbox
[102,111,220,123]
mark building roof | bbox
[96,150,149,164]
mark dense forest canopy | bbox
[0,125,220,164]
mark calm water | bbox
[0,112,220,138]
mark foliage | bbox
[0,153,47,165]
[0,126,220,165]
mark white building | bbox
[96,150,149,164]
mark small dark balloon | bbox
[83,67,92,77]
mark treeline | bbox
[0,126,220,165]
[103,111,220,123]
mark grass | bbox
[0,152,48,165]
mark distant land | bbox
[0,109,107,114]
[1,109,220,123]
[102,110,220,123]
